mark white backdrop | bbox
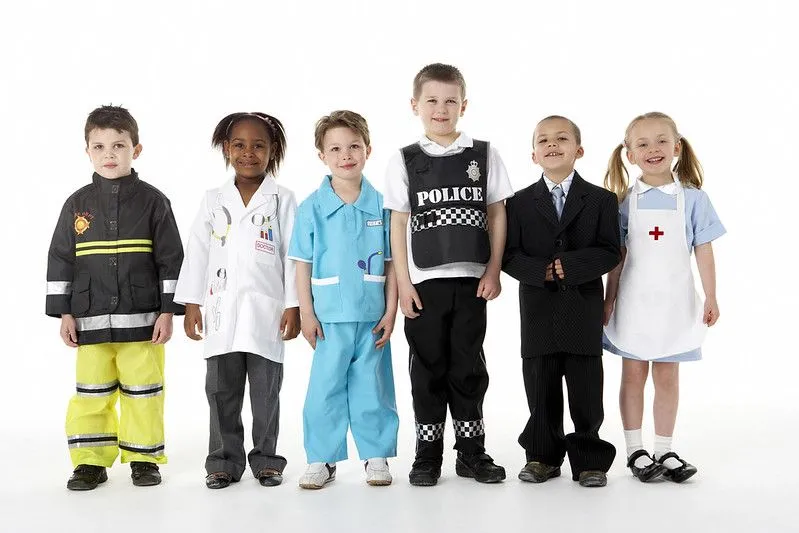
[1,1,797,532]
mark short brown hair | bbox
[85,105,139,145]
[314,110,371,151]
[413,63,466,100]
[535,115,582,146]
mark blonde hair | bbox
[604,111,703,203]
[314,110,371,152]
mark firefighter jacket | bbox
[46,170,185,345]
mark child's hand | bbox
[184,304,204,341]
[554,258,565,280]
[603,299,615,326]
[60,314,78,347]
[399,282,423,319]
[545,263,554,282]
[373,310,397,348]
[281,307,301,340]
[301,312,324,349]
[703,297,720,326]
[477,271,501,300]
[152,313,174,344]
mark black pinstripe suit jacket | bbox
[502,172,621,357]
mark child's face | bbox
[626,119,680,175]
[318,127,371,183]
[85,128,141,180]
[224,119,273,180]
[531,118,583,175]
[411,80,467,145]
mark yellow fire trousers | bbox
[66,341,166,467]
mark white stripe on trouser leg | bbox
[118,441,165,457]
[416,422,445,441]
[75,380,119,397]
[67,433,118,448]
[453,419,485,438]
[119,382,164,398]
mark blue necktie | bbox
[552,185,565,220]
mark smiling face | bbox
[318,126,371,183]
[411,80,467,146]
[223,119,273,180]
[85,128,141,179]
[531,117,583,177]
[626,118,680,176]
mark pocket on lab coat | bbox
[247,292,284,345]
[311,276,342,318]
[363,274,386,316]
[253,238,277,266]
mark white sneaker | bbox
[365,458,392,486]
[299,462,336,489]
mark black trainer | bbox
[67,464,108,491]
[130,461,161,486]
[409,461,441,486]
[455,453,506,483]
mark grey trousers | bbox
[205,352,286,480]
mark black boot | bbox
[455,453,506,483]
[130,461,161,486]
[67,464,108,491]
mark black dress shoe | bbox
[130,461,161,486]
[627,449,666,482]
[657,452,698,483]
[67,464,108,491]
[455,453,506,484]
[256,468,283,487]
[409,461,441,486]
[578,470,607,487]
[518,461,561,483]
[205,471,234,489]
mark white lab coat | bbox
[174,177,298,362]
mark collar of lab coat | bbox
[633,171,682,195]
[221,175,278,207]
[317,175,381,218]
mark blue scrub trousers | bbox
[303,321,399,463]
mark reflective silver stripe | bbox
[47,281,72,295]
[67,433,118,448]
[76,312,159,331]
[119,441,165,457]
[120,383,164,398]
[76,380,119,397]
[162,279,178,294]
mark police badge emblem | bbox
[466,160,481,182]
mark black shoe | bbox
[657,452,698,483]
[409,461,441,486]
[205,471,234,489]
[455,453,506,484]
[67,464,108,491]
[518,461,561,483]
[627,449,666,482]
[578,470,607,487]
[256,468,283,487]
[130,461,161,487]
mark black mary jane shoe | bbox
[657,452,698,483]
[627,449,666,482]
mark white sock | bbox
[624,429,653,469]
[366,458,387,468]
[654,434,682,469]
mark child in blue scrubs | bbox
[289,110,399,489]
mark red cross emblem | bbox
[649,226,664,240]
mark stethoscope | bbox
[250,194,280,241]
[211,192,280,246]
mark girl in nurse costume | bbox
[603,112,725,483]
[174,113,301,489]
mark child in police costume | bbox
[289,110,399,489]
[46,105,184,490]
[502,116,620,487]
[174,112,301,489]
[603,112,725,483]
[384,63,513,486]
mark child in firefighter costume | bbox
[174,112,301,489]
[384,64,514,486]
[289,111,399,489]
[46,106,184,490]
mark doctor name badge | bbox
[255,240,276,255]
[366,219,383,227]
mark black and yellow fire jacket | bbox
[46,170,184,345]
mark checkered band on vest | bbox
[416,422,445,441]
[410,207,488,234]
[453,419,485,438]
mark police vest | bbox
[403,141,490,269]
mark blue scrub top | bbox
[289,176,392,323]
